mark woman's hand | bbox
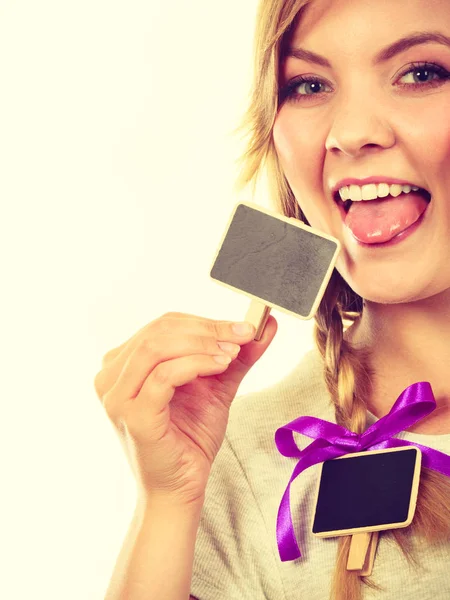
[94,312,277,505]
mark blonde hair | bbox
[232,1,450,598]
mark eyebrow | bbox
[286,32,450,68]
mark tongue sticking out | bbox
[345,192,429,244]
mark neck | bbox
[346,290,450,433]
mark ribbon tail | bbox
[276,442,344,561]
[368,437,450,478]
[391,439,450,478]
[276,478,301,561]
[420,445,450,477]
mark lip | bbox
[330,176,426,198]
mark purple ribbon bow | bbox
[274,382,450,562]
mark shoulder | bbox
[226,346,335,446]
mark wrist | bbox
[136,491,205,517]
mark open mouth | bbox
[333,187,432,213]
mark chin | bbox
[344,277,450,306]
[337,268,431,306]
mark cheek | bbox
[402,103,450,176]
[273,112,332,229]
[425,116,450,175]
[272,116,295,184]
[273,112,316,179]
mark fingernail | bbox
[232,322,254,336]
[217,342,240,355]
[213,354,232,364]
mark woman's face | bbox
[273,0,450,303]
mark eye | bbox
[295,78,328,95]
[396,62,450,88]
[278,75,333,105]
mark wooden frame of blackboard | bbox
[209,201,341,323]
[311,446,422,538]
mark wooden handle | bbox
[358,532,379,577]
[244,300,271,341]
[347,532,372,570]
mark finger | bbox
[96,318,256,397]
[212,315,278,398]
[103,353,233,423]
[100,333,239,399]
[136,353,235,418]
[101,312,226,366]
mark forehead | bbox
[290,0,450,54]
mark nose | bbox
[325,92,395,157]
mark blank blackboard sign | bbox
[312,447,421,537]
[210,202,340,320]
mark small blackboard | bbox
[210,202,340,320]
[312,447,421,537]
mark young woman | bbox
[95,0,450,598]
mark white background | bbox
[1,1,315,597]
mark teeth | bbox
[348,185,362,201]
[378,183,389,198]
[338,183,422,202]
[390,184,402,197]
[361,184,377,200]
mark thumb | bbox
[216,315,278,396]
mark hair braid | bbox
[314,271,375,599]
[314,270,371,434]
